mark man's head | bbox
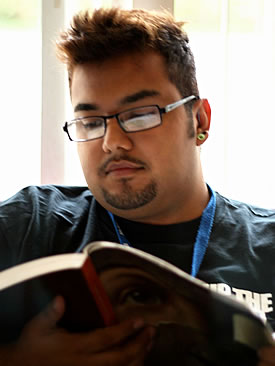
[100,266,213,365]
[56,8,211,224]
[56,7,199,99]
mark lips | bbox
[105,161,144,175]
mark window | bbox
[0,0,41,200]
[1,0,275,208]
[174,0,275,207]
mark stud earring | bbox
[197,132,206,141]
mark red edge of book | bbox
[82,257,116,326]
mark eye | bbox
[81,118,103,130]
[127,108,156,120]
[128,112,155,120]
[120,286,165,306]
[124,115,150,128]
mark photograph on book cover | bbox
[0,241,273,365]
[85,241,274,365]
[100,265,212,365]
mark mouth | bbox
[105,161,145,177]
[145,323,216,366]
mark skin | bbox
[72,50,211,225]
[0,297,155,366]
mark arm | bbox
[0,296,155,366]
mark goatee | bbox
[101,179,157,210]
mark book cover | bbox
[0,241,273,365]
[0,251,115,342]
[86,241,274,365]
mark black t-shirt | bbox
[115,214,201,272]
[1,184,275,339]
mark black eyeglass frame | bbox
[63,95,199,142]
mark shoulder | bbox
[212,191,275,252]
[2,184,93,201]
[215,191,275,223]
[0,184,96,228]
[0,185,99,269]
[0,184,98,237]
[0,184,94,214]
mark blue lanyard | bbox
[107,185,216,278]
[107,210,131,246]
[190,185,216,277]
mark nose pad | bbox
[102,118,132,153]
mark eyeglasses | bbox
[63,95,199,142]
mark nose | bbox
[102,117,133,153]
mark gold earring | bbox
[197,133,206,141]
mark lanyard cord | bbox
[190,185,216,277]
[107,185,216,278]
[107,210,131,246]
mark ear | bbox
[194,99,211,146]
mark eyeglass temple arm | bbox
[164,95,199,113]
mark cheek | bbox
[145,128,187,163]
[114,304,181,325]
[77,143,99,178]
[113,300,200,327]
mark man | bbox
[0,6,275,365]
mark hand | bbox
[258,346,275,365]
[0,296,155,366]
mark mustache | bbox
[145,323,216,366]
[98,154,147,175]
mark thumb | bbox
[23,296,65,336]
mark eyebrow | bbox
[119,89,160,105]
[103,271,165,289]
[74,102,99,113]
[74,89,160,113]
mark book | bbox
[0,249,116,341]
[0,241,274,365]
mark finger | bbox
[124,326,156,366]
[23,296,65,336]
[83,318,147,352]
[85,325,156,366]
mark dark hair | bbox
[56,7,199,98]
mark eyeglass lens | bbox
[68,105,161,141]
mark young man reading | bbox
[1,7,275,366]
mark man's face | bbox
[100,266,203,327]
[71,51,202,224]
[100,267,215,365]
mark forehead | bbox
[70,51,180,107]
[100,266,165,284]
[99,266,179,297]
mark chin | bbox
[144,323,218,366]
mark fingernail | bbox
[133,318,145,330]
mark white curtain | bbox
[175,0,275,207]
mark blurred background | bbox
[0,0,275,208]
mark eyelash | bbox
[118,285,166,306]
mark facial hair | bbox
[145,323,217,366]
[98,153,157,210]
[101,178,157,210]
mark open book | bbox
[0,241,273,365]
